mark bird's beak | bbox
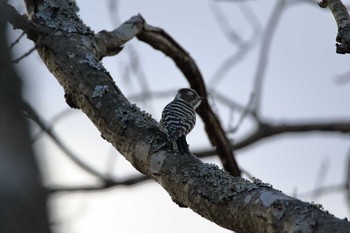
[194,97,206,109]
[199,97,206,103]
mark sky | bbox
[8,0,350,232]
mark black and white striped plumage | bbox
[160,88,204,153]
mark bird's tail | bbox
[176,136,190,154]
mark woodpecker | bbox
[160,88,204,154]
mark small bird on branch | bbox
[160,88,204,154]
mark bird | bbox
[160,88,204,154]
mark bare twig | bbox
[12,46,36,63]
[228,92,256,133]
[9,31,25,50]
[124,46,154,110]
[240,168,254,181]
[312,158,330,199]
[208,1,261,88]
[208,43,255,88]
[236,121,350,148]
[47,175,150,193]
[297,184,345,198]
[4,3,49,42]
[252,0,286,116]
[194,120,350,157]
[210,90,255,116]
[22,102,109,181]
[209,1,245,45]
[107,1,153,110]
[237,1,261,30]
[32,108,75,142]
[346,147,350,212]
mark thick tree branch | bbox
[93,15,144,59]
[7,1,350,232]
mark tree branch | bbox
[22,102,110,181]
[252,0,286,115]
[136,21,241,177]
[12,46,36,63]
[3,3,48,42]
[319,0,350,54]
[8,1,350,232]
[195,120,350,157]
[47,175,150,193]
[236,120,350,148]
[93,15,144,59]
[208,0,261,89]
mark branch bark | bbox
[6,1,350,232]
[319,0,350,54]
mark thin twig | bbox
[208,0,261,88]
[297,184,345,198]
[9,31,25,50]
[312,158,330,199]
[252,0,286,115]
[47,175,150,193]
[12,46,36,63]
[32,108,75,142]
[107,1,153,110]
[228,92,256,133]
[346,147,350,212]
[194,120,350,157]
[210,90,253,114]
[237,1,261,30]
[22,102,109,181]
[209,1,244,45]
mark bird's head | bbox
[176,88,205,109]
